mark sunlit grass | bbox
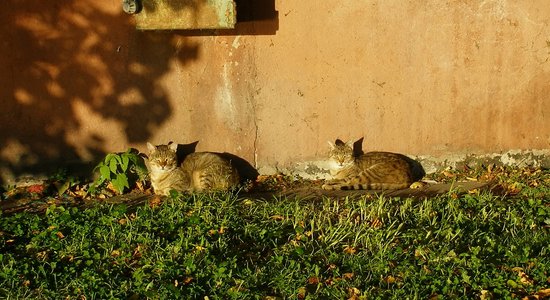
[0,168,549,299]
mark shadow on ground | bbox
[0,180,493,215]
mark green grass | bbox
[1,169,549,299]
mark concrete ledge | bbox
[135,0,236,30]
[266,150,550,180]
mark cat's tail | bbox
[192,168,240,192]
[322,180,368,190]
[367,182,410,190]
[192,170,208,192]
[322,181,409,190]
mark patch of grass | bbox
[0,168,549,299]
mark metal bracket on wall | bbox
[131,0,237,30]
[122,0,142,15]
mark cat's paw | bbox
[409,181,427,189]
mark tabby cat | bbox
[146,142,189,196]
[146,142,240,195]
[322,139,413,190]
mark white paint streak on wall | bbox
[479,0,509,20]
[232,36,241,49]
[214,63,237,129]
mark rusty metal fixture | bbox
[122,0,141,14]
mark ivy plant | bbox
[89,148,148,195]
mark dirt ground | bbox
[0,179,492,215]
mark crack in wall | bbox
[251,97,259,169]
[248,35,259,169]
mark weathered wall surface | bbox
[1,0,549,182]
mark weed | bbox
[88,148,148,195]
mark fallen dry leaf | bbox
[148,196,162,208]
[72,189,88,198]
[255,175,271,183]
[517,270,533,286]
[297,287,306,300]
[468,188,480,194]
[536,288,550,297]
[348,287,361,300]
[36,251,48,260]
[383,275,397,284]
[343,272,354,280]
[343,245,357,255]
[135,181,145,191]
[106,182,119,194]
[27,184,46,194]
[370,218,383,228]
[428,293,440,300]
[270,215,285,221]
[111,250,121,257]
[133,244,142,258]
[522,287,550,300]
[442,170,456,178]
[307,276,319,285]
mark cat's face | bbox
[147,142,178,173]
[327,140,354,170]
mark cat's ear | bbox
[335,139,346,146]
[168,142,178,152]
[146,142,156,152]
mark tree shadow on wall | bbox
[0,0,200,184]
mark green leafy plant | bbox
[89,148,148,195]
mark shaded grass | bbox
[0,170,549,299]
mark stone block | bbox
[135,0,236,30]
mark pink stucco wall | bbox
[1,0,549,180]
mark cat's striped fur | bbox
[322,140,413,190]
[146,142,239,195]
[180,151,240,192]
